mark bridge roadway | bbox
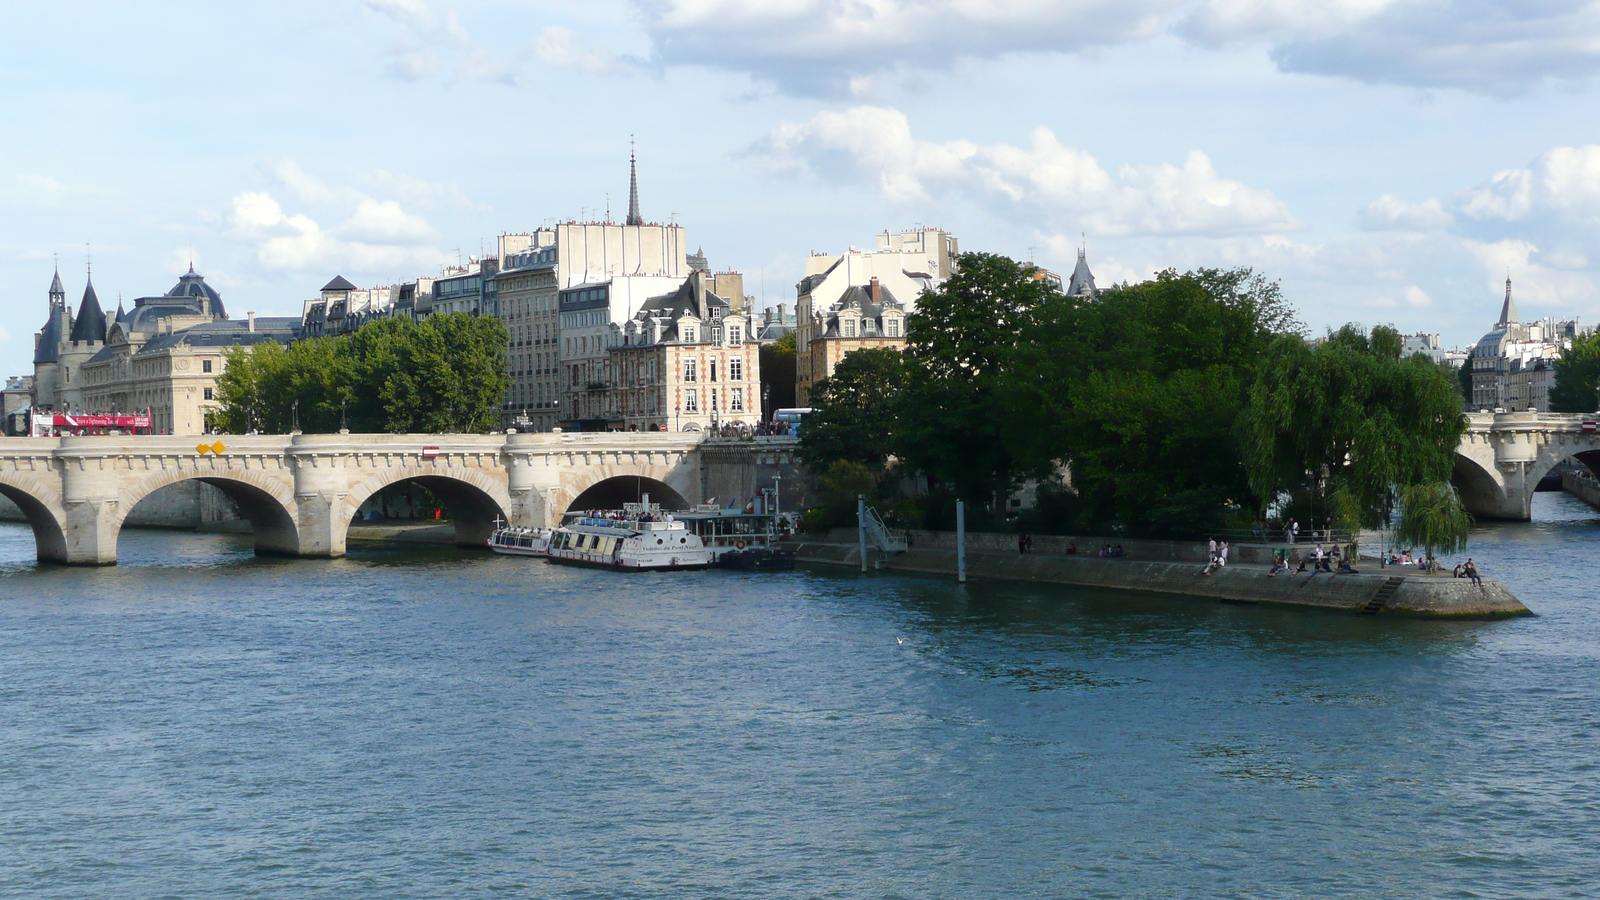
[0,432,714,565]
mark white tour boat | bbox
[544,500,711,571]
[486,523,551,557]
[673,504,796,570]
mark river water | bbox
[1,493,1598,899]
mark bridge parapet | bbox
[1456,412,1600,520]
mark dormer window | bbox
[885,317,900,337]
[683,327,696,343]
[863,319,877,335]
[842,319,856,338]
[711,307,723,320]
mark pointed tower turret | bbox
[69,274,107,343]
[34,264,70,365]
[1066,244,1099,299]
[1497,275,1518,327]
[625,141,643,227]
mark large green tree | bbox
[1549,331,1600,413]
[896,252,1058,506]
[214,313,508,434]
[799,347,908,471]
[1005,267,1297,534]
[1239,324,1468,532]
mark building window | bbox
[729,357,743,381]
[202,359,213,373]
[729,325,741,344]
[885,318,900,337]
[711,327,722,344]
[684,358,697,382]
[203,388,213,400]
[683,327,696,343]
[863,319,877,334]
[842,319,856,337]
[685,388,699,412]
[731,387,744,411]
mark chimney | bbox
[247,311,256,332]
[869,277,879,304]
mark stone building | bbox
[794,227,958,405]
[301,276,395,339]
[604,271,760,433]
[798,278,909,406]
[31,265,301,435]
[1468,277,1589,412]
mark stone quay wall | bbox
[795,543,1531,618]
[1562,470,1600,512]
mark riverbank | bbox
[795,542,1531,618]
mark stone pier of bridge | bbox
[1455,411,1600,520]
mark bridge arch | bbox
[342,466,513,549]
[116,469,301,557]
[557,460,698,518]
[566,475,689,514]
[0,473,69,564]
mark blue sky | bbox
[4,0,1600,378]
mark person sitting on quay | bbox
[1463,558,1483,585]
[1268,552,1290,576]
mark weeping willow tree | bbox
[1238,324,1469,551]
[1395,482,1473,564]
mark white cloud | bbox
[1358,195,1454,231]
[0,324,10,342]
[1459,145,1600,225]
[623,0,1600,96]
[363,0,515,85]
[530,26,637,76]
[1404,284,1431,307]
[753,105,1298,237]
[222,165,444,273]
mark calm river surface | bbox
[2,493,1599,899]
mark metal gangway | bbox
[861,503,907,553]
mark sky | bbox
[4,0,1600,378]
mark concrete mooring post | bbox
[956,499,966,583]
[857,494,868,572]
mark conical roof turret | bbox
[48,265,65,305]
[1066,245,1098,298]
[69,276,107,343]
[1497,275,1518,326]
[34,266,69,364]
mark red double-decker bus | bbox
[30,411,154,437]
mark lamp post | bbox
[291,399,300,434]
[340,398,348,433]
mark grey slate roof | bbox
[69,280,107,343]
[166,266,226,319]
[1498,277,1518,326]
[818,282,904,338]
[135,318,302,355]
[322,275,358,292]
[1066,248,1098,298]
[34,303,66,364]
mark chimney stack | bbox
[869,276,879,304]
[247,311,256,332]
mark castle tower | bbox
[30,264,73,411]
[57,267,107,411]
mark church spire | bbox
[1498,273,1518,326]
[69,259,107,344]
[625,137,643,227]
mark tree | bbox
[1549,331,1600,413]
[1239,324,1468,532]
[1394,481,1472,562]
[799,347,908,470]
[1006,267,1297,534]
[213,313,509,434]
[896,252,1058,507]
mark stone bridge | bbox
[1455,411,1600,520]
[0,432,720,565]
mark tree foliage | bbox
[799,347,908,470]
[214,313,509,434]
[1394,481,1472,558]
[896,252,1058,505]
[1549,330,1600,413]
[1239,324,1467,531]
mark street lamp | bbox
[675,402,681,433]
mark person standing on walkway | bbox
[1219,540,1229,567]
[1288,520,1299,544]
